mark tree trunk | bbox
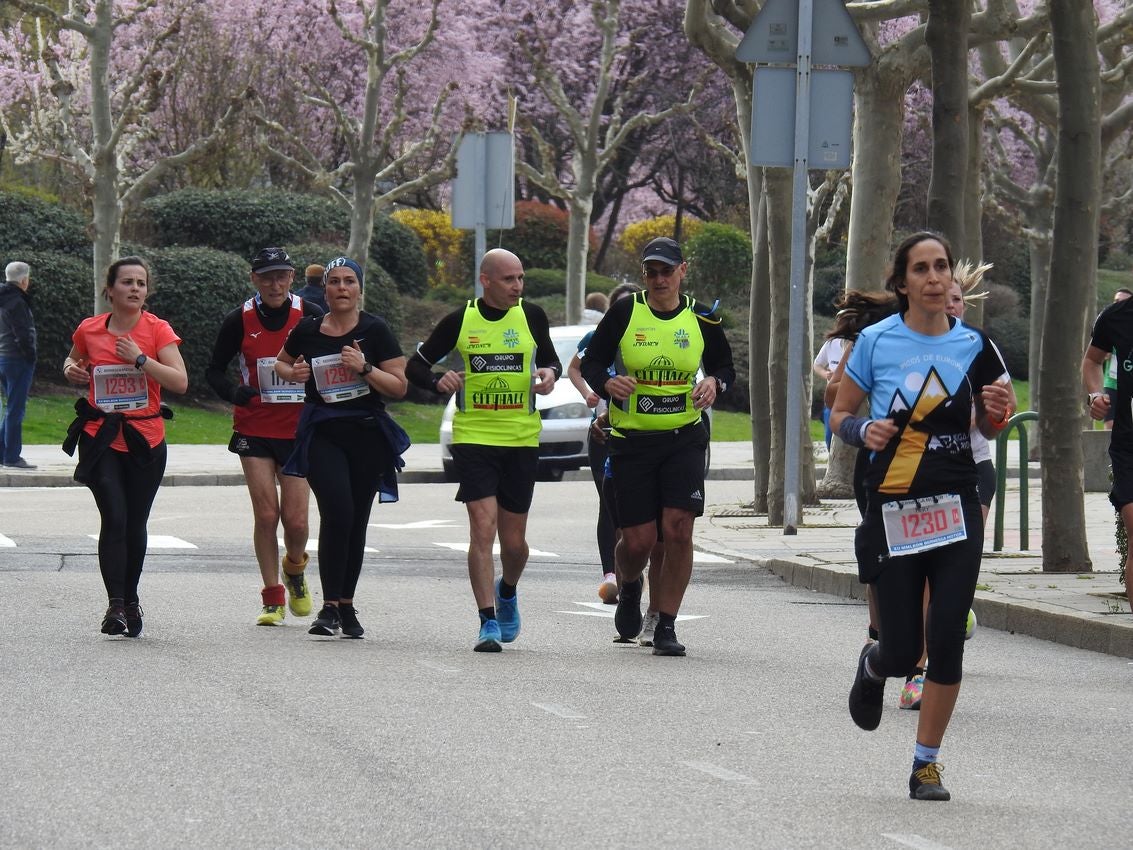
[89,0,119,314]
[347,163,379,271]
[764,168,795,526]
[1027,212,1053,458]
[1040,0,1099,572]
[962,105,986,326]
[565,195,593,325]
[925,0,970,247]
[845,69,905,293]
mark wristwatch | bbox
[714,377,726,394]
[134,354,148,371]
[360,362,374,376]
[1087,391,1103,405]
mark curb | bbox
[760,557,1133,660]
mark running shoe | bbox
[909,762,951,801]
[339,603,365,639]
[848,643,885,731]
[125,603,144,638]
[475,618,503,652]
[638,610,659,647]
[965,608,977,640]
[284,569,312,617]
[651,623,686,657]
[308,604,341,636]
[100,602,127,636]
[257,605,286,626]
[495,578,520,642]
[598,572,619,604]
[898,672,924,710]
[614,576,643,640]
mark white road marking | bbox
[881,835,955,850]
[282,536,378,554]
[372,519,459,529]
[679,761,755,784]
[90,534,196,549]
[694,551,733,564]
[532,702,586,720]
[433,542,559,558]
[417,660,460,674]
[556,602,707,621]
[0,532,14,547]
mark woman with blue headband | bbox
[274,257,410,639]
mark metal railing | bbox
[993,411,1039,552]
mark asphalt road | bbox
[1,481,1130,848]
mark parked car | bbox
[439,324,595,481]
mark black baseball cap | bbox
[641,237,683,266]
[251,247,295,274]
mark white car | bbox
[439,324,596,481]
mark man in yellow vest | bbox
[407,248,561,651]
[580,237,734,656]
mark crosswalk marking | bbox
[432,541,559,558]
[0,532,14,548]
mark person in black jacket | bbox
[0,261,37,469]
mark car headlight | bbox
[542,403,590,420]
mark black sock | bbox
[657,612,676,631]
[498,580,516,599]
[479,606,496,623]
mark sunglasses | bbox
[642,265,677,279]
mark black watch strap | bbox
[135,354,148,371]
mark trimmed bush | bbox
[16,252,93,384]
[362,264,404,341]
[141,189,348,258]
[392,208,465,291]
[463,200,597,272]
[143,247,257,398]
[521,268,620,300]
[813,266,846,316]
[0,191,89,257]
[619,215,704,261]
[370,215,428,298]
[984,315,1030,378]
[684,222,752,302]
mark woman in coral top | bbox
[62,257,188,638]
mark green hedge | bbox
[141,189,348,258]
[0,191,90,258]
[143,247,258,398]
[984,315,1030,378]
[521,268,620,299]
[684,222,752,302]
[371,215,428,298]
[17,252,93,382]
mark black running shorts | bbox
[1109,444,1133,510]
[451,444,539,513]
[228,432,295,466]
[608,420,708,528]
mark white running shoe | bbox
[638,611,659,647]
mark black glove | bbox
[232,384,259,406]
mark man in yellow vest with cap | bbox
[581,237,734,656]
[407,248,561,652]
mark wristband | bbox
[989,407,1013,430]
[837,414,873,448]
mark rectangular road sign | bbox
[750,67,854,169]
[451,132,515,230]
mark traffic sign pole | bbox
[782,0,813,535]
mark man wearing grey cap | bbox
[580,236,734,656]
[0,261,37,469]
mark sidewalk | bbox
[5,441,1131,658]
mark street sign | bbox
[750,67,854,169]
[451,132,515,230]
[735,0,870,66]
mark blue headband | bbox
[323,256,364,290]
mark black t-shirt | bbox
[283,311,402,412]
[1091,297,1133,444]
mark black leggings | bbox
[305,419,389,602]
[867,496,983,686]
[587,435,616,573]
[80,437,167,604]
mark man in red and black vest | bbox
[207,247,324,626]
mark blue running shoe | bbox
[495,578,521,643]
[475,618,503,652]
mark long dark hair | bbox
[827,290,899,341]
[884,231,954,313]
